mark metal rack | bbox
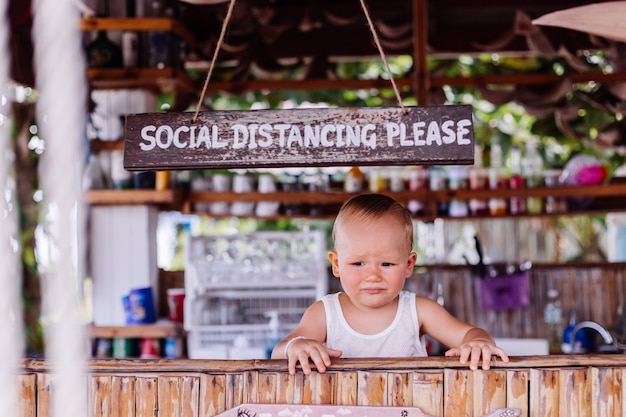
[184,231,328,359]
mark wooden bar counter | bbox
[18,354,626,416]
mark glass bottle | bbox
[429,166,448,216]
[543,289,564,354]
[508,145,526,215]
[488,138,507,216]
[86,30,123,68]
[344,166,364,193]
[523,141,544,214]
[468,145,488,216]
[447,166,468,217]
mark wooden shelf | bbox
[87,67,196,92]
[80,17,196,48]
[90,321,183,339]
[85,189,183,207]
[85,182,626,219]
[89,139,125,152]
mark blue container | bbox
[127,287,157,324]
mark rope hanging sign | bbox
[124,0,474,170]
[124,105,474,170]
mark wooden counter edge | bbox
[21,354,626,374]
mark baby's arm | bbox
[416,296,509,370]
[271,301,342,375]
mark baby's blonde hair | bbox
[332,193,414,251]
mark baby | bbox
[272,193,509,375]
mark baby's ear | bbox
[327,251,340,277]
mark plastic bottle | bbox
[507,145,526,215]
[468,145,488,216]
[447,166,468,217]
[264,311,282,359]
[543,289,564,354]
[344,166,364,192]
[522,141,544,214]
[488,138,508,215]
[561,310,593,354]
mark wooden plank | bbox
[111,376,135,417]
[443,369,472,417]
[530,369,559,417]
[623,368,626,417]
[335,371,358,406]
[242,371,259,404]
[558,368,591,417]
[124,106,474,170]
[158,376,180,417]
[136,376,158,417]
[314,372,335,404]
[275,373,296,404]
[591,367,622,417]
[357,371,388,406]
[200,374,226,417]
[412,371,443,417]
[17,374,37,417]
[301,373,316,404]
[473,370,507,416]
[225,373,243,409]
[506,370,529,417]
[181,376,200,417]
[387,372,411,406]
[258,372,277,404]
[89,375,111,417]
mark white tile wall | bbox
[90,205,159,325]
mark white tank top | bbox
[321,291,428,358]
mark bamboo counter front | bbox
[18,355,626,417]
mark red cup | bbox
[166,288,185,323]
[140,338,161,359]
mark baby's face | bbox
[329,215,416,309]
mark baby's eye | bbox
[351,261,363,266]
[381,262,394,267]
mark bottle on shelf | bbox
[507,145,526,215]
[407,166,428,216]
[344,166,364,193]
[487,137,508,216]
[561,309,594,354]
[468,144,488,216]
[86,30,123,68]
[447,165,468,217]
[543,288,564,354]
[429,166,448,216]
[121,0,140,68]
[523,140,544,214]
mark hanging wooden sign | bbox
[123,105,474,170]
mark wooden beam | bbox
[412,0,430,105]
[200,70,626,93]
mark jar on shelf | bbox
[508,145,526,215]
[429,166,448,216]
[344,166,364,193]
[523,141,544,214]
[543,169,566,214]
[488,138,507,216]
[468,145,488,216]
[447,166,468,217]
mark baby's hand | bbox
[445,340,509,370]
[284,338,342,375]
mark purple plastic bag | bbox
[478,271,530,311]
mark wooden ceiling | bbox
[7,0,626,104]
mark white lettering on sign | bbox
[138,120,472,152]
